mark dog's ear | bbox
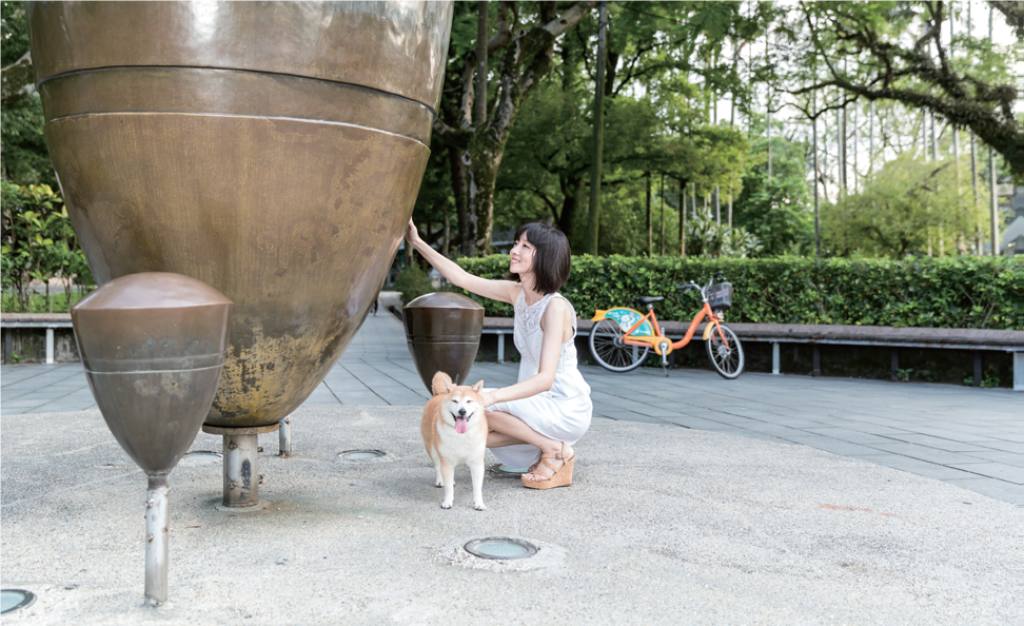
[431,371,453,396]
[471,380,484,393]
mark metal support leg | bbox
[1013,351,1023,392]
[223,433,259,507]
[45,327,54,364]
[812,344,821,377]
[973,352,982,387]
[771,342,780,375]
[4,329,12,364]
[279,416,291,458]
[144,473,170,606]
[203,422,278,510]
[890,349,899,382]
[497,332,505,364]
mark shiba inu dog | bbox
[420,371,487,510]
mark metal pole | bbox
[474,1,487,126]
[278,415,292,458]
[144,473,170,606]
[586,1,607,255]
[204,422,281,508]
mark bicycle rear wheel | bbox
[705,323,745,379]
[589,318,650,372]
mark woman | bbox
[404,219,592,489]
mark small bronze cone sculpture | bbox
[404,292,484,392]
[72,272,232,606]
[27,1,454,428]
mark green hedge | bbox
[455,255,1024,330]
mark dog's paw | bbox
[440,501,453,509]
[473,502,487,511]
[434,480,443,488]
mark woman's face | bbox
[509,232,535,277]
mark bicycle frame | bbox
[620,300,729,354]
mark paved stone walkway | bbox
[2,311,1021,505]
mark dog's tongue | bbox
[455,416,468,434]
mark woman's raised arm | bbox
[404,219,519,305]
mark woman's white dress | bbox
[487,291,593,469]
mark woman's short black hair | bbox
[506,221,572,295]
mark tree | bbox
[493,73,749,256]
[433,1,598,257]
[821,154,985,258]
[1,1,32,105]
[732,125,815,256]
[431,1,772,256]
[784,1,1021,178]
[1,92,54,187]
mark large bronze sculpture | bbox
[71,272,232,605]
[28,1,453,429]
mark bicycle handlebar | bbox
[674,272,725,302]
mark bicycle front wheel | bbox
[589,318,651,372]
[705,323,745,379]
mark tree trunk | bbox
[659,174,665,256]
[679,179,686,256]
[646,173,652,257]
[557,174,585,242]
[465,146,501,256]
[475,2,488,127]
[449,146,473,257]
[586,1,608,255]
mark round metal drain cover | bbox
[339,450,385,461]
[489,463,529,478]
[180,451,222,465]
[1,589,36,614]
[464,537,538,560]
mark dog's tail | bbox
[431,371,453,396]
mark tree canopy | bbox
[1,0,1017,270]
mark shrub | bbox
[392,263,435,305]
[455,255,1023,330]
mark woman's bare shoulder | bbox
[539,295,570,327]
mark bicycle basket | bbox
[708,282,732,310]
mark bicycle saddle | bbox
[635,296,663,306]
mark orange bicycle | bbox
[588,272,745,379]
